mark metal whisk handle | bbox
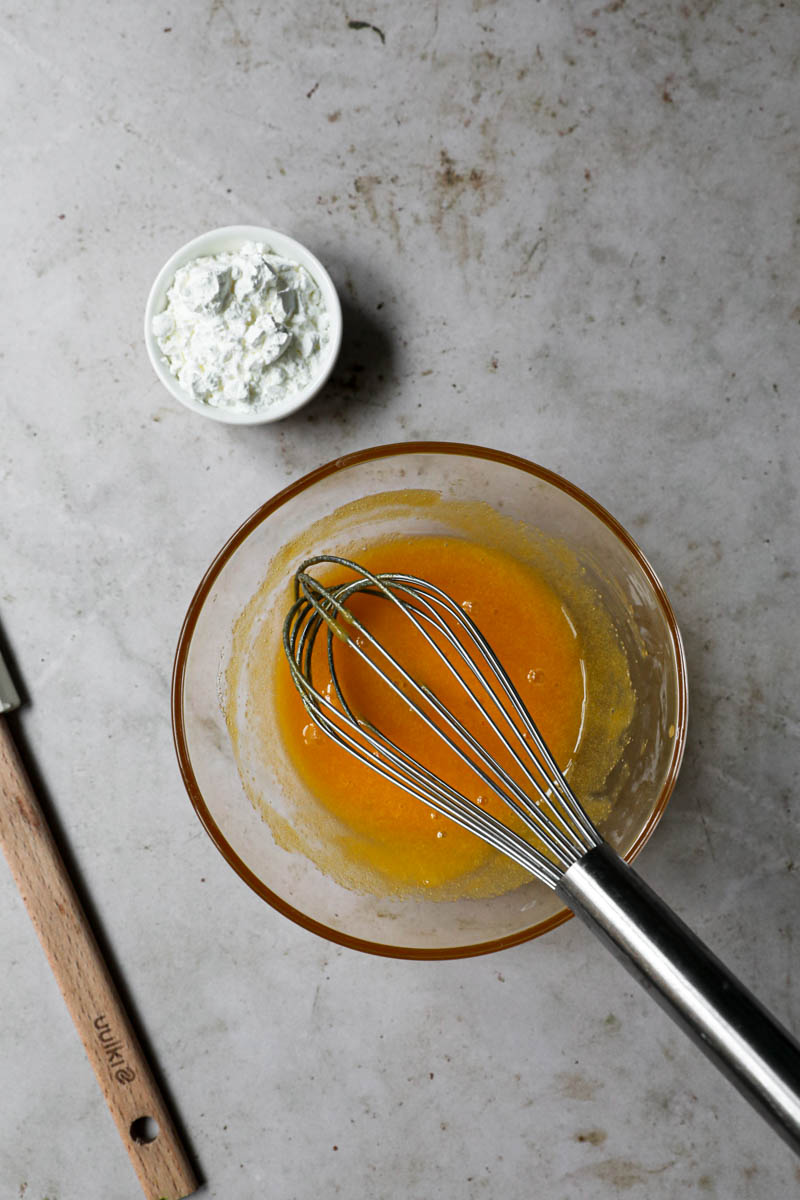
[558,843,800,1155]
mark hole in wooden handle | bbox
[130,1115,160,1144]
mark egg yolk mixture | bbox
[273,535,586,892]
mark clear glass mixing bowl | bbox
[172,443,687,958]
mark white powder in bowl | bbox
[152,241,331,413]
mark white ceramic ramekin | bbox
[144,225,342,424]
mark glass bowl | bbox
[172,442,687,958]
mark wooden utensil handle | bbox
[0,718,198,1200]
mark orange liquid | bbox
[274,536,586,891]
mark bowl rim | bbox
[172,441,688,958]
[144,224,343,425]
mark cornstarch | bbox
[152,241,331,412]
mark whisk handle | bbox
[557,843,800,1156]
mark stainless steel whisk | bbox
[284,555,800,1155]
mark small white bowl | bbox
[144,225,343,424]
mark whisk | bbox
[284,555,800,1155]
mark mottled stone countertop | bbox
[2,2,799,1197]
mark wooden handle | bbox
[0,718,198,1200]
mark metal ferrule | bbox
[557,843,800,1156]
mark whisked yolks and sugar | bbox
[225,519,635,900]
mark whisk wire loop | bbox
[284,595,563,884]
[317,576,582,866]
[283,556,602,883]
